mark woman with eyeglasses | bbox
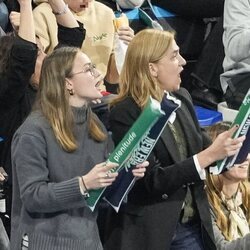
[10,29,148,250]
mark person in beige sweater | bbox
[33,0,134,91]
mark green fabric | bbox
[168,119,187,161]
[168,119,195,223]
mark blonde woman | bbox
[104,29,245,250]
[206,122,250,249]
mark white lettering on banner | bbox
[124,135,156,171]
[240,116,250,136]
[114,132,137,162]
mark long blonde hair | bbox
[111,29,175,108]
[36,47,106,152]
[206,175,250,240]
[206,122,250,240]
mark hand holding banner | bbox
[103,93,181,211]
[210,89,250,175]
[86,97,165,211]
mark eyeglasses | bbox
[71,63,97,77]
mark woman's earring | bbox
[68,89,74,95]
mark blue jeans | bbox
[170,222,204,250]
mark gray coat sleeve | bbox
[223,0,250,62]
[11,130,87,213]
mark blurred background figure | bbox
[206,122,250,249]
[32,0,134,92]
[220,0,250,110]
[0,0,8,32]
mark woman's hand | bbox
[209,125,245,159]
[132,161,149,179]
[82,162,118,190]
[9,11,20,32]
[118,26,134,45]
[198,125,246,169]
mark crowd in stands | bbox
[0,0,249,249]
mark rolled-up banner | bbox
[103,93,181,212]
[234,128,250,165]
[86,96,165,211]
[210,89,250,175]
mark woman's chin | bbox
[92,93,103,101]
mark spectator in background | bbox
[206,122,250,249]
[151,0,224,18]
[220,0,250,110]
[149,0,226,109]
[32,0,134,92]
[98,0,224,18]
[98,0,145,10]
[0,0,39,236]
[104,28,245,250]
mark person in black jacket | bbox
[103,29,245,250]
[0,0,85,236]
[151,0,224,18]
[0,0,38,237]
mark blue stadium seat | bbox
[194,105,222,127]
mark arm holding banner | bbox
[80,161,148,195]
[197,125,245,171]
[109,89,203,197]
[80,162,118,193]
[85,97,163,210]
[103,92,181,211]
[109,88,245,197]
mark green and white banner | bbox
[210,89,250,175]
[86,97,165,211]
